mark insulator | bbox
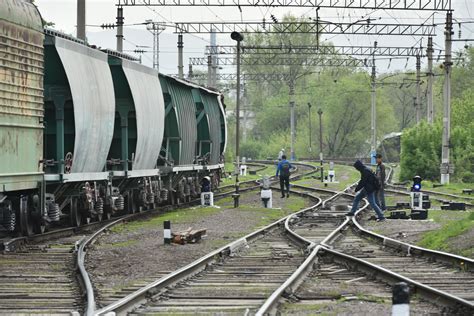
[1,208,16,232]
[115,195,125,211]
[184,183,191,196]
[139,190,147,206]
[178,182,185,199]
[190,181,197,197]
[48,203,61,222]
[95,197,104,215]
[154,191,162,204]
[161,189,169,201]
[147,192,155,204]
[195,178,201,195]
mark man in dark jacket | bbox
[276,155,292,198]
[375,153,387,211]
[346,160,386,221]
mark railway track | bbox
[0,234,85,314]
[77,162,316,314]
[92,182,360,315]
[4,161,472,315]
[257,181,474,315]
[0,161,314,315]
[385,185,474,208]
[91,163,473,315]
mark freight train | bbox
[0,0,227,236]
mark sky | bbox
[35,0,474,75]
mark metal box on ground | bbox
[396,202,411,209]
[441,202,466,211]
[388,211,410,219]
[410,210,428,220]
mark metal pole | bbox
[427,37,434,124]
[116,6,124,52]
[188,64,193,79]
[235,39,241,193]
[415,54,421,123]
[77,0,86,41]
[441,11,453,185]
[207,55,212,87]
[289,81,296,161]
[178,34,184,78]
[242,84,247,141]
[308,103,312,154]
[210,29,217,87]
[370,62,377,165]
[318,108,323,182]
[153,27,158,70]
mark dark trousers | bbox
[279,176,290,195]
[375,188,386,211]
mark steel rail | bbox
[257,183,366,315]
[385,187,474,207]
[321,247,474,311]
[257,164,474,314]
[94,188,323,315]
[387,184,474,202]
[79,161,316,315]
[351,207,474,270]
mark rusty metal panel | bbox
[121,60,164,170]
[54,37,115,173]
[0,0,43,32]
[0,0,44,192]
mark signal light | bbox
[412,175,422,192]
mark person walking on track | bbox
[346,160,386,222]
[276,155,292,198]
[375,153,387,211]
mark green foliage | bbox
[400,83,474,182]
[400,121,442,181]
[400,47,474,182]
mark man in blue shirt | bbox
[276,155,292,198]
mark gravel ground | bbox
[86,189,314,306]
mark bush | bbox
[400,121,474,182]
[400,121,441,181]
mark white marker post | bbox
[392,282,410,316]
[164,220,171,245]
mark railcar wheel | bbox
[70,197,82,227]
[19,196,34,236]
[32,195,46,234]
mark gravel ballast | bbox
[86,189,314,307]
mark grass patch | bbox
[221,163,275,186]
[418,210,474,253]
[294,163,359,191]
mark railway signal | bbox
[411,175,422,192]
